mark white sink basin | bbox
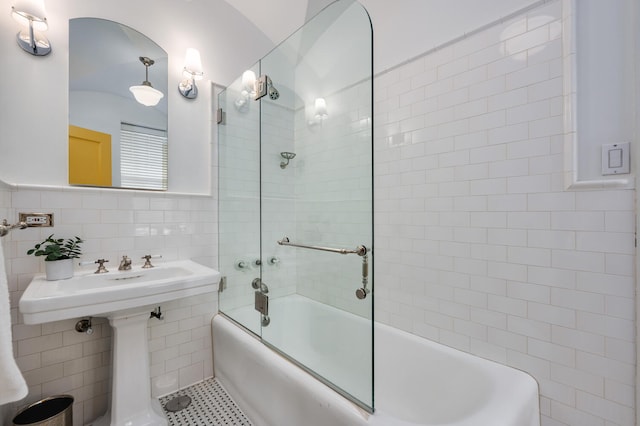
[19,259,220,426]
[19,259,220,324]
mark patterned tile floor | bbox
[160,378,253,426]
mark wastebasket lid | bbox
[13,395,74,425]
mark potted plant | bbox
[27,234,83,280]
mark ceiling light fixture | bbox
[129,56,164,107]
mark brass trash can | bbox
[12,395,73,426]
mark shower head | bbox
[266,76,280,100]
[280,152,295,169]
[268,85,280,100]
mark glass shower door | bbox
[218,0,373,411]
[218,63,263,335]
[259,0,374,410]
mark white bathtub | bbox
[212,295,540,426]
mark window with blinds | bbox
[120,123,168,190]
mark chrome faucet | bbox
[118,255,132,271]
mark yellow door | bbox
[69,125,112,186]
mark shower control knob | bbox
[236,260,250,270]
[268,256,280,265]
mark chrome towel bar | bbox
[277,236,370,299]
[277,236,367,257]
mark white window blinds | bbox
[120,123,168,190]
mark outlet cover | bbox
[19,213,54,227]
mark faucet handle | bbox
[141,254,162,269]
[79,259,109,274]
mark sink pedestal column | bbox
[93,310,167,426]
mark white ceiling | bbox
[220,0,336,45]
[219,0,542,73]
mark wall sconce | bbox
[179,48,204,99]
[129,56,164,107]
[11,0,51,56]
[234,70,256,111]
[314,98,328,120]
[308,98,328,129]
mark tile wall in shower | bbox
[373,1,634,425]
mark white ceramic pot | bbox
[45,258,74,281]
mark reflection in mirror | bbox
[69,18,168,190]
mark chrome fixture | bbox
[268,256,280,265]
[218,276,227,293]
[150,306,163,320]
[252,277,269,294]
[253,277,270,326]
[235,259,250,270]
[277,236,370,299]
[118,255,132,271]
[129,56,164,106]
[79,258,109,274]
[268,82,280,100]
[355,253,370,299]
[141,254,161,268]
[0,219,27,238]
[261,314,270,326]
[11,0,50,56]
[254,289,269,326]
[178,48,203,99]
[164,395,192,412]
[75,318,93,334]
[277,236,367,256]
[280,152,296,169]
[254,75,279,101]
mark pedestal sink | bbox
[19,259,221,426]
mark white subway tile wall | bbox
[2,186,217,426]
[1,1,636,425]
[374,1,635,425]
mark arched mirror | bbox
[69,18,168,190]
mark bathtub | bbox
[212,295,540,426]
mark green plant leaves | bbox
[26,234,84,261]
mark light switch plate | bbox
[602,142,630,175]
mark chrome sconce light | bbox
[178,48,203,99]
[234,70,256,111]
[129,56,164,106]
[11,0,51,56]
[308,97,328,129]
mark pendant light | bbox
[129,56,164,107]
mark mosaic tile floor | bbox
[160,378,253,426]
